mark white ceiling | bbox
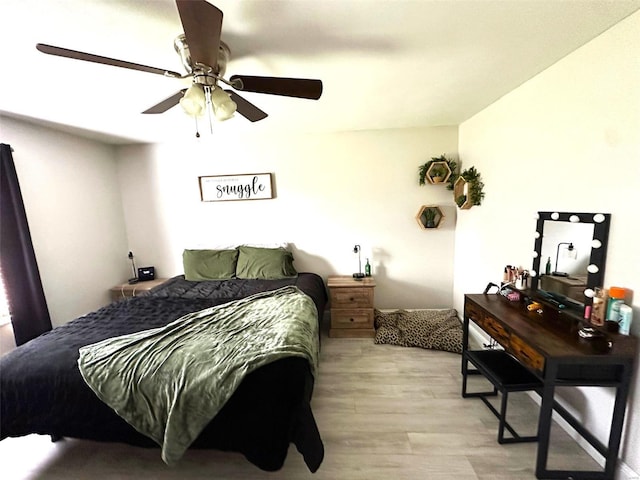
[1,0,639,144]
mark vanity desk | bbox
[462,292,637,480]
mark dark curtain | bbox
[0,143,52,345]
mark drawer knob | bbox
[349,297,355,302]
[350,318,354,322]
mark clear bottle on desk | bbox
[590,287,606,327]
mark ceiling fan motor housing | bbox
[174,34,229,81]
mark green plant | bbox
[422,207,437,228]
[456,195,467,208]
[430,165,446,178]
[424,208,436,221]
[418,154,458,187]
[459,166,485,206]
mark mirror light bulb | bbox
[591,239,602,249]
[532,251,539,258]
[530,270,537,278]
[584,288,595,298]
[593,213,605,223]
[551,212,560,220]
[587,264,599,273]
[569,215,580,223]
[534,231,541,239]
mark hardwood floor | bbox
[0,329,599,479]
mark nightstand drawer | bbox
[331,309,374,329]
[330,288,374,309]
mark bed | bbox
[0,246,327,472]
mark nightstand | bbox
[110,278,169,302]
[327,275,376,338]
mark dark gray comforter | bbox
[1,273,327,472]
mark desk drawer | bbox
[465,301,485,323]
[330,288,374,309]
[479,315,510,347]
[510,334,545,373]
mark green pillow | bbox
[235,246,298,279]
[182,249,239,281]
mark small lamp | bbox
[352,245,365,279]
[552,242,575,277]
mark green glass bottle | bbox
[365,258,371,277]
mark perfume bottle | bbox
[590,287,606,327]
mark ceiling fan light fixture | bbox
[210,86,237,121]
[179,83,205,116]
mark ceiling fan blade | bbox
[225,91,268,122]
[142,90,186,114]
[176,0,222,69]
[230,75,323,100]
[36,43,182,78]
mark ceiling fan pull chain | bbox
[194,116,200,138]
[204,85,214,134]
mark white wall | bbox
[456,11,640,477]
[0,117,130,336]
[116,127,458,310]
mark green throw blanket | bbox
[77,286,319,465]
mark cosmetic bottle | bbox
[590,287,606,327]
[606,287,626,322]
[618,304,633,335]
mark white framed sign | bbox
[199,173,274,202]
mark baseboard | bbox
[618,461,640,480]
[466,326,639,480]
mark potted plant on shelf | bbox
[456,194,468,208]
[418,154,458,187]
[423,208,437,228]
[454,166,485,209]
[429,165,447,183]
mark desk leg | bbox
[461,315,470,374]
[535,361,558,478]
[604,360,633,479]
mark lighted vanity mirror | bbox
[530,211,610,309]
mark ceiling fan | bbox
[35,0,323,130]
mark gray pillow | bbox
[183,249,239,281]
[235,246,297,279]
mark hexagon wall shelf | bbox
[425,161,452,185]
[416,205,445,229]
[454,177,473,210]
